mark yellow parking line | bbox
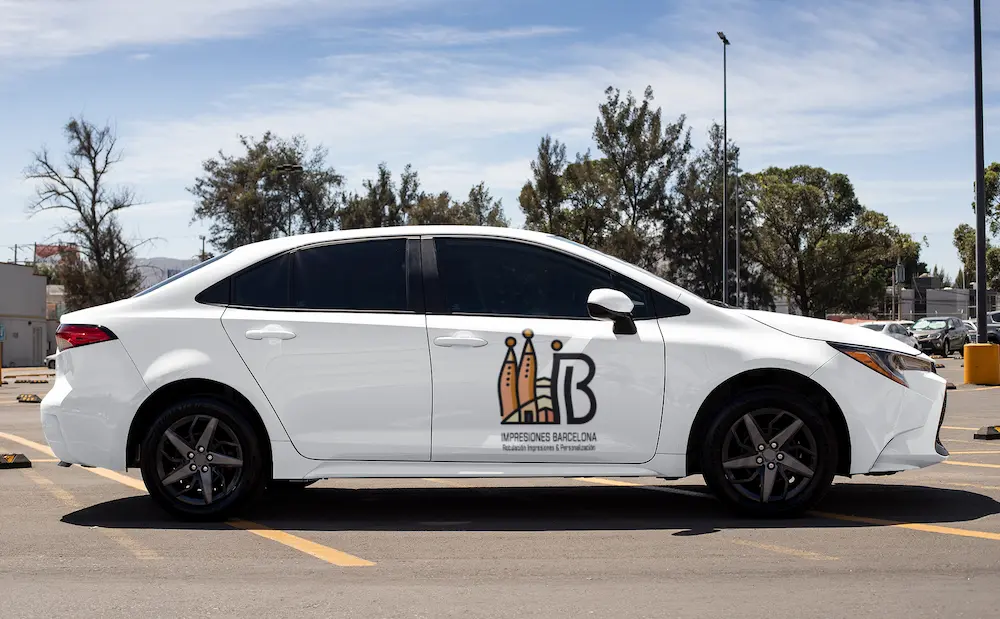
[941,481,1000,491]
[942,460,1000,470]
[574,477,1000,542]
[229,520,375,567]
[952,386,1000,392]
[22,468,161,560]
[810,511,1000,541]
[941,426,981,431]
[728,538,839,561]
[0,430,375,567]
[948,451,1000,455]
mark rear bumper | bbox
[40,341,149,471]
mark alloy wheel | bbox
[154,414,244,506]
[720,408,818,504]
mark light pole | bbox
[734,151,741,307]
[973,0,988,341]
[273,163,304,237]
[718,31,731,305]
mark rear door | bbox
[222,237,432,461]
[423,236,667,464]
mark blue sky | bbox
[1,0,997,277]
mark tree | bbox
[25,117,143,310]
[190,133,343,251]
[518,135,569,235]
[663,123,772,308]
[953,223,981,285]
[462,182,509,227]
[593,86,690,269]
[976,161,1000,236]
[744,165,911,317]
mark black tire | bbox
[700,388,838,518]
[140,397,266,521]
[942,340,950,358]
[267,479,318,493]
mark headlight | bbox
[828,343,935,388]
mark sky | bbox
[1,0,997,277]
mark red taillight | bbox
[56,324,117,351]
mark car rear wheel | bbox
[942,340,950,358]
[701,389,837,518]
[140,398,265,521]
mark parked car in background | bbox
[897,320,915,330]
[911,316,969,357]
[964,320,977,343]
[857,321,919,350]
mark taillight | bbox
[56,324,117,351]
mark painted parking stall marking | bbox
[0,431,376,567]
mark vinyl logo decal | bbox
[497,330,598,453]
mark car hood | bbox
[735,310,920,355]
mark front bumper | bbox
[811,350,948,474]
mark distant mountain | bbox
[136,257,200,289]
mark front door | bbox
[424,236,666,463]
[222,238,432,461]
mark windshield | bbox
[133,252,230,298]
[860,324,885,331]
[913,318,947,330]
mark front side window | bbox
[433,237,614,319]
[291,239,408,312]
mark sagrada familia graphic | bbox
[498,329,562,424]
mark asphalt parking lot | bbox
[2,359,999,619]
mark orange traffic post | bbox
[964,343,1000,385]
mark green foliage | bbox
[25,117,142,310]
[743,166,908,317]
[663,124,772,308]
[978,161,1000,235]
[190,133,344,251]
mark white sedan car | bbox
[41,226,948,520]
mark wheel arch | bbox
[684,368,851,477]
[126,378,272,472]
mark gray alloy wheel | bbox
[154,414,245,507]
[140,397,265,520]
[720,409,819,504]
[701,388,837,517]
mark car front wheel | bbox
[701,388,837,518]
[140,397,265,521]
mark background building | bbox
[0,262,48,367]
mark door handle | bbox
[434,333,488,348]
[245,326,297,341]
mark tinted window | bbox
[861,324,883,331]
[232,254,290,308]
[291,239,408,312]
[434,238,615,318]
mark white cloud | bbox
[129,53,152,61]
[0,0,437,66]
[337,25,576,46]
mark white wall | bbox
[0,263,48,367]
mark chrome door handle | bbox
[434,334,488,348]
[245,326,296,340]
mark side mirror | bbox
[587,288,636,335]
[906,329,913,336]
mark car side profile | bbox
[856,321,919,351]
[41,226,948,520]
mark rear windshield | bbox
[133,252,230,298]
[860,324,884,331]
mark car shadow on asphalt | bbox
[61,482,1000,534]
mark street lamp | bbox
[718,31,731,305]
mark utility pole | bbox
[199,235,207,262]
[973,0,989,342]
[734,151,741,308]
[718,31,731,305]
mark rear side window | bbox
[232,254,291,308]
[291,239,408,312]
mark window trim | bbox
[201,236,421,314]
[421,234,689,320]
